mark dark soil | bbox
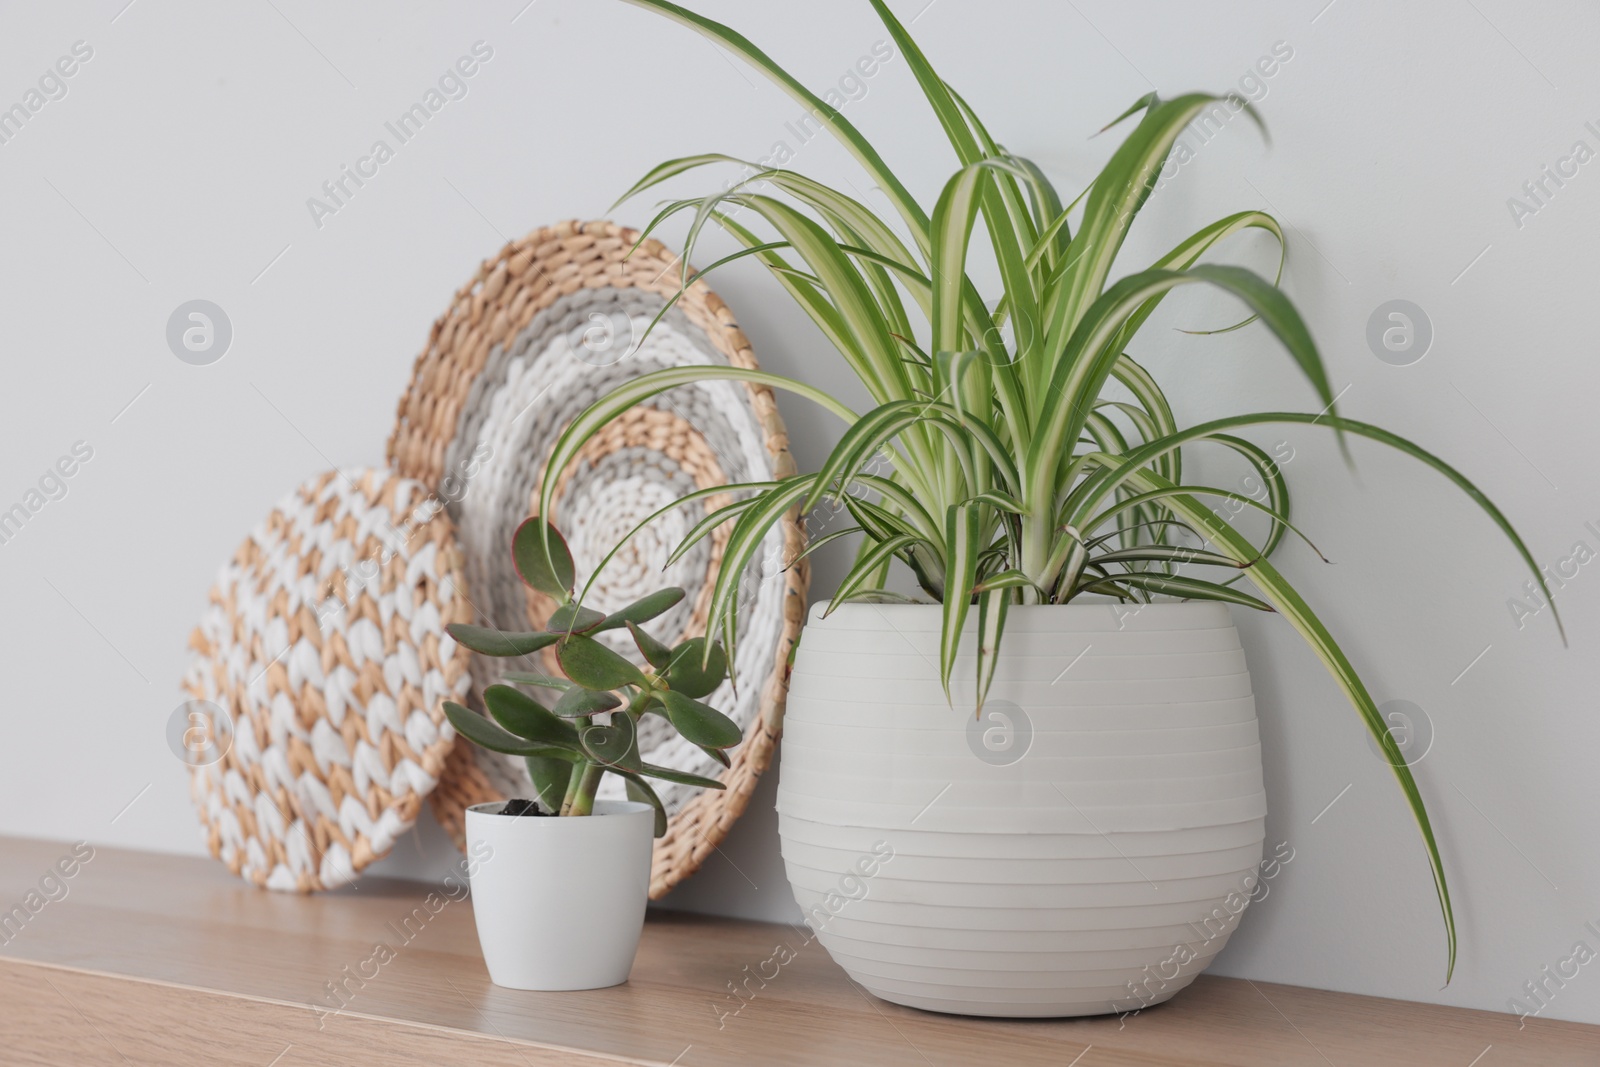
[499,798,554,817]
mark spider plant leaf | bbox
[939,502,983,701]
[787,526,865,568]
[1082,484,1325,562]
[893,332,935,366]
[617,0,934,254]
[844,492,926,542]
[445,624,558,658]
[577,480,780,606]
[1030,263,1335,515]
[558,634,648,691]
[835,589,927,606]
[1024,167,1095,274]
[733,167,923,337]
[703,476,816,671]
[658,690,743,749]
[973,568,1045,594]
[1005,151,1068,258]
[1084,518,1196,550]
[852,473,944,546]
[871,0,1039,351]
[1203,433,1291,559]
[630,195,702,255]
[708,209,881,379]
[827,241,1025,437]
[485,684,580,746]
[1114,354,1181,483]
[752,168,924,282]
[723,193,917,407]
[1091,545,1246,570]
[630,238,796,354]
[962,491,1024,515]
[1079,572,1273,610]
[550,687,623,719]
[931,158,1038,354]
[824,533,925,616]
[933,349,986,421]
[1046,93,1231,352]
[803,400,935,512]
[844,495,946,599]
[1118,210,1286,344]
[609,152,742,212]
[1098,90,1160,135]
[1077,411,1561,642]
[1112,465,1456,980]
[539,364,856,533]
[928,404,1018,489]
[443,701,575,758]
[974,584,1011,712]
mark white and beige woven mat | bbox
[183,469,473,891]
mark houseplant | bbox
[442,517,736,990]
[534,0,1561,1015]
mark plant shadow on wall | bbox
[537,0,1564,987]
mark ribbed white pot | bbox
[777,602,1267,1018]
[466,800,654,990]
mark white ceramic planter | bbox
[778,602,1268,1018]
[465,800,654,990]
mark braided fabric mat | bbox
[183,469,473,891]
[388,219,807,898]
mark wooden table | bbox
[0,836,1593,1065]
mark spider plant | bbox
[537,0,1561,979]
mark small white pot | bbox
[465,799,655,990]
[778,602,1268,1018]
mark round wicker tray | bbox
[183,469,474,891]
[387,219,806,899]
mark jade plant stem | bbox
[558,685,657,816]
[563,763,605,817]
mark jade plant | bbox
[529,0,1565,977]
[442,518,735,835]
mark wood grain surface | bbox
[0,836,1593,1065]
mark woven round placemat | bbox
[388,219,806,899]
[182,468,473,891]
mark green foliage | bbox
[448,626,558,657]
[443,524,734,839]
[537,0,1570,978]
[511,517,576,600]
[525,756,573,811]
[663,638,727,698]
[658,690,742,749]
[559,634,649,691]
[484,684,578,747]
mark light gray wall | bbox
[2,0,1596,1026]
